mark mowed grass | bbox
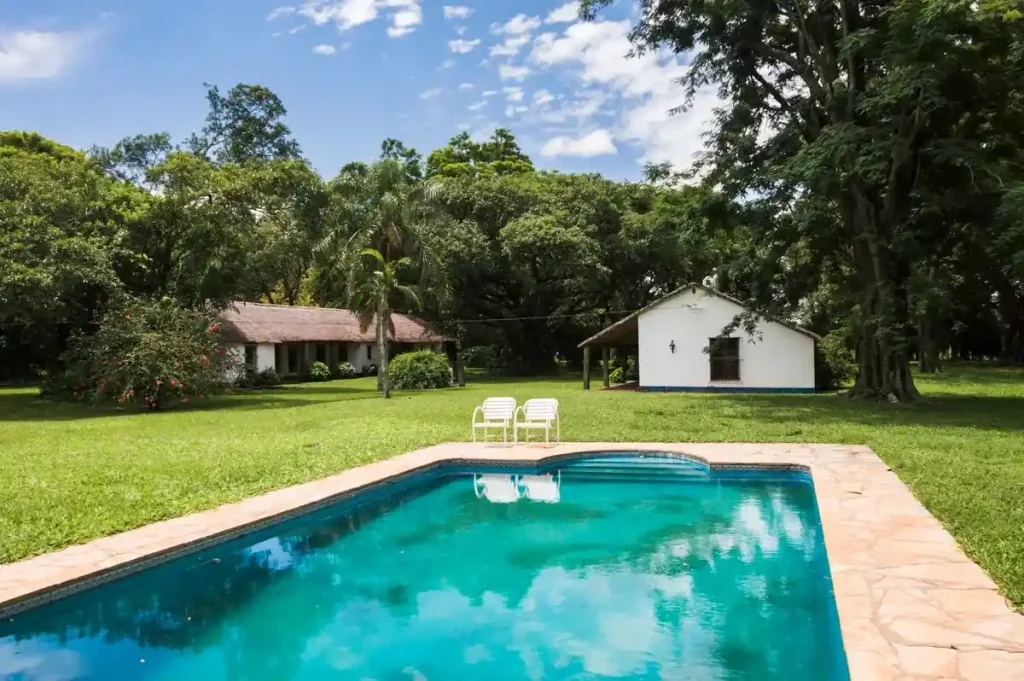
[1,366,1023,608]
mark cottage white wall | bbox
[224,344,246,381]
[347,342,378,371]
[255,344,276,372]
[637,288,815,390]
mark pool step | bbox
[558,456,710,481]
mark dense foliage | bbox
[389,350,452,391]
[4,43,1023,398]
[582,0,1024,399]
[48,299,235,408]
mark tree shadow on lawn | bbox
[0,385,381,423]
[704,391,1024,435]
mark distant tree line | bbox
[3,0,1024,404]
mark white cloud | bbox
[493,14,541,35]
[489,33,530,57]
[467,100,487,111]
[503,86,524,101]
[545,2,579,23]
[443,5,473,19]
[298,0,423,37]
[440,58,456,68]
[533,89,554,106]
[458,82,474,90]
[529,20,718,168]
[267,6,297,20]
[541,129,617,157]
[0,30,90,83]
[387,4,421,38]
[498,63,530,81]
[481,90,497,97]
[455,25,468,36]
[312,43,337,55]
[420,87,443,99]
[448,38,480,53]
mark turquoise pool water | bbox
[1,456,849,680]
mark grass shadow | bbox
[708,391,1024,434]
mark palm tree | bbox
[353,248,420,398]
[315,158,445,306]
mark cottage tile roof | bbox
[219,302,446,345]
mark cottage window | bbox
[244,344,257,369]
[316,343,327,363]
[709,337,740,382]
[367,345,372,360]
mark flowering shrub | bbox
[333,362,357,379]
[389,351,452,390]
[306,361,331,382]
[48,299,237,409]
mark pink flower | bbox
[129,389,135,397]
[199,395,204,399]
[156,380,162,386]
[182,397,189,403]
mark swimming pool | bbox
[0,454,850,680]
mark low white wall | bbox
[224,343,246,381]
[637,288,815,390]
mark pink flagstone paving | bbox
[1,442,1021,680]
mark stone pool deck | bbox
[1,442,1021,680]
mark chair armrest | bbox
[472,406,484,425]
[513,405,526,425]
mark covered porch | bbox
[578,315,640,390]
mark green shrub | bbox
[389,351,452,390]
[333,362,357,379]
[235,366,281,389]
[306,361,331,382]
[816,330,857,390]
[47,299,236,409]
[609,358,637,384]
[254,367,281,387]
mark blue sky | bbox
[0,1,715,180]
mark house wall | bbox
[255,344,276,372]
[225,343,246,381]
[637,288,815,391]
[347,342,379,371]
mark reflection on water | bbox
[0,473,849,681]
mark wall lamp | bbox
[669,340,676,353]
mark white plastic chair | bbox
[473,474,520,503]
[513,398,560,445]
[472,397,517,445]
[518,473,561,503]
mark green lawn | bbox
[2,366,1023,609]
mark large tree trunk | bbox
[844,192,921,402]
[917,313,941,373]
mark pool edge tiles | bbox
[2,443,1023,681]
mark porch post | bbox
[583,345,591,390]
[602,347,610,388]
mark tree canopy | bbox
[3,60,1022,390]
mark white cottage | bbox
[579,284,819,393]
[220,302,447,380]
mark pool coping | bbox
[1,442,1021,680]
